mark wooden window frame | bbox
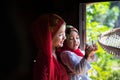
[79,3,86,51]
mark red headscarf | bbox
[31,13,68,80]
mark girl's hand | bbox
[84,43,98,60]
[93,43,98,51]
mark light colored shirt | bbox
[60,50,95,80]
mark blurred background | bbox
[86,1,120,80]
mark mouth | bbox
[75,44,78,46]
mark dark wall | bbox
[30,0,79,27]
[2,0,79,80]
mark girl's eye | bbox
[76,36,79,39]
[69,37,74,40]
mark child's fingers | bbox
[93,44,98,51]
[86,45,94,52]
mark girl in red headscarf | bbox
[30,13,68,80]
[56,25,98,80]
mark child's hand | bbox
[84,43,98,60]
[84,43,94,59]
[93,44,98,51]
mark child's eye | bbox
[76,36,79,39]
[69,37,74,40]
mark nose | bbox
[74,38,77,42]
[63,35,66,40]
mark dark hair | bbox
[66,25,78,35]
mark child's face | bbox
[66,31,80,50]
[52,24,66,48]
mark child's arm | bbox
[60,51,91,75]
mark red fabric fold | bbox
[30,13,68,80]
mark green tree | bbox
[86,2,120,80]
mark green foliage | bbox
[104,6,120,27]
[86,1,120,80]
[86,2,119,28]
[108,70,120,80]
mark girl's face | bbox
[66,31,80,50]
[52,24,66,48]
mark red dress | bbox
[33,54,68,80]
[31,13,68,80]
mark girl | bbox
[57,25,97,80]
